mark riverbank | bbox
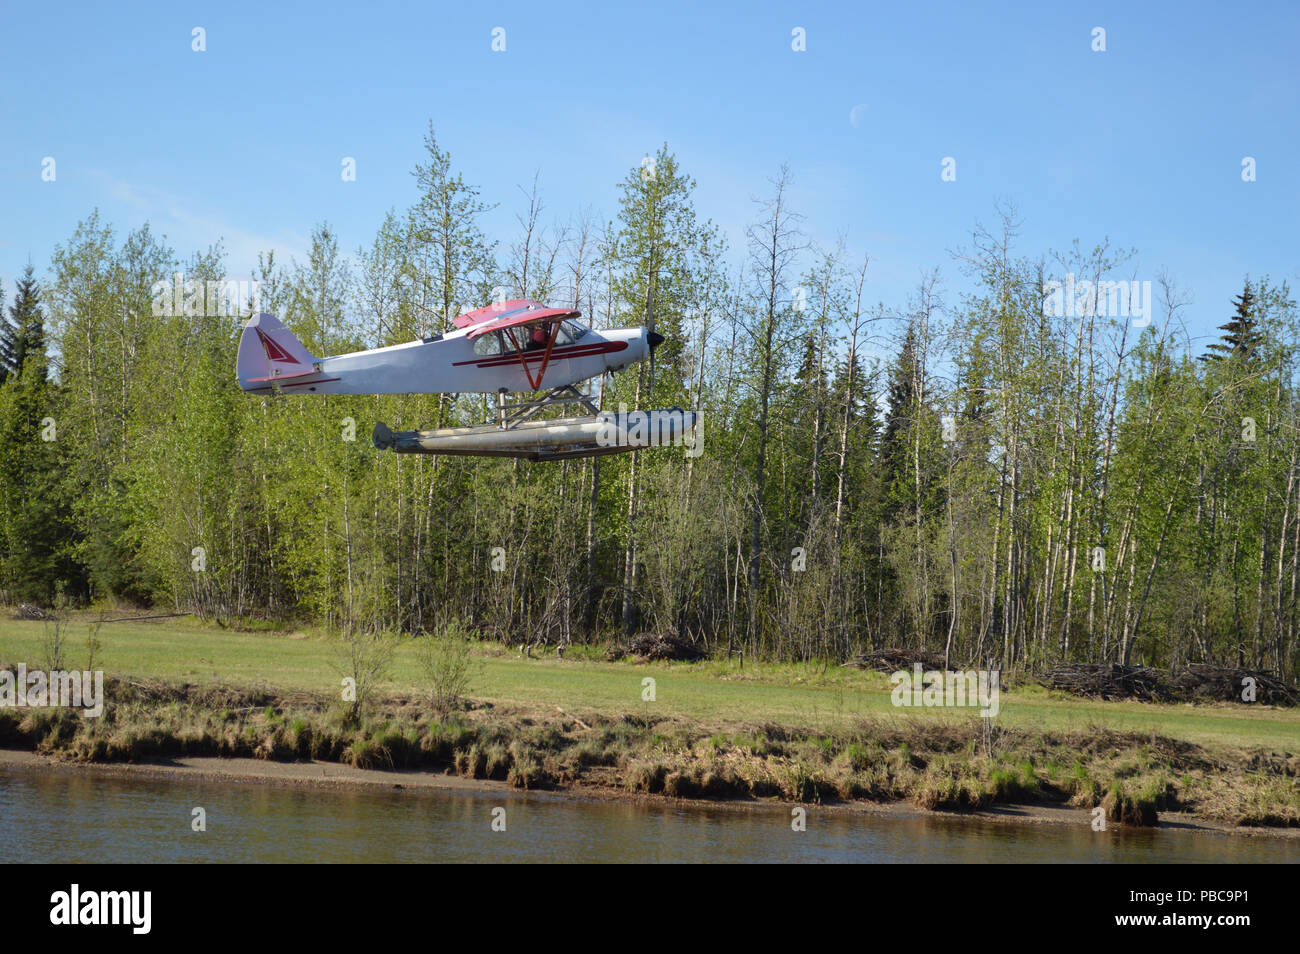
[4,747,1296,843]
[2,668,1297,832]
[3,613,1299,830]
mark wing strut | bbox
[503,319,563,390]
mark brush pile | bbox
[1170,665,1300,706]
[843,648,950,674]
[12,604,51,620]
[1041,663,1299,706]
[607,633,707,662]
[1041,664,1165,701]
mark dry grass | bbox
[2,667,1296,827]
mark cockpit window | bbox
[560,320,589,344]
[480,320,589,356]
[473,332,503,356]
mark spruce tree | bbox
[879,322,920,521]
[0,269,69,603]
[0,280,9,383]
[1,265,48,381]
[1201,279,1262,362]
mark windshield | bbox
[473,333,502,356]
[475,319,589,357]
[560,320,589,343]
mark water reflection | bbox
[3,767,1296,863]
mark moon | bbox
[849,104,867,128]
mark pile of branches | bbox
[607,633,706,662]
[844,648,949,674]
[1041,663,1299,706]
[1170,665,1300,706]
[12,604,51,621]
[1041,664,1166,701]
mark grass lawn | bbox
[3,614,1298,750]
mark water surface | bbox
[3,766,1296,863]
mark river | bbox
[3,764,1297,863]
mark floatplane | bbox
[236,299,698,460]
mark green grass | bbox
[5,613,1298,824]
[3,614,1299,749]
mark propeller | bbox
[644,295,659,391]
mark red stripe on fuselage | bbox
[453,341,626,369]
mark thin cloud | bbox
[92,172,311,274]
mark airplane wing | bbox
[465,303,581,339]
[453,299,538,330]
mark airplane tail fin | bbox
[237,313,319,390]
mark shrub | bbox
[418,619,479,715]
[1101,781,1158,826]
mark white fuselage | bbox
[244,325,650,395]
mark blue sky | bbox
[1,1,1296,350]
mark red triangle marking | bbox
[257,329,300,364]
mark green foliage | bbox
[332,625,397,721]
[4,124,1300,684]
[417,618,479,714]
